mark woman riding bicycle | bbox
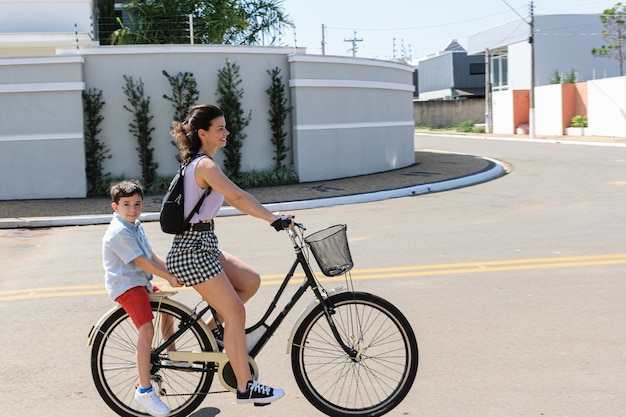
[166,104,291,406]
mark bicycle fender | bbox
[86,294,212,348]
[86,304,122,348]
[286,286,347,354]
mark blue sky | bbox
[280,0,616,60]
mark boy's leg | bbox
[116,286,170,416]
[136,321,155,389]
[116,286,156,388]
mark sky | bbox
[279,0,617,61]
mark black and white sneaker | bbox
[236,380,285,405]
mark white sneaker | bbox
[134,387,170,417]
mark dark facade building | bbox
[415,40,485,100]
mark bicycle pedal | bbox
[254,402,271,407]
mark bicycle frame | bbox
[161,224,354,359]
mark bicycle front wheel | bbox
[90,300,214,417]
[291,291,418,417]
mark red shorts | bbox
[115,285,161,329]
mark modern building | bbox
[416,40,485,101]
[467,14,622,135]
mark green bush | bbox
[456,120,475,132]
[232,166,298,188]
[570,115,588,127]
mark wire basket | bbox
[304,224,353,277]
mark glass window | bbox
[491,54,508,91]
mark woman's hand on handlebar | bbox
[270,213,294,231]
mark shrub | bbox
[82,87,111,195]
[217,59,251,178]
[122,75,158,190]
[570,115,588,128]
[266,67,292,169]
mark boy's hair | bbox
[110,180,144,204]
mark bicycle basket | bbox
[304,224,353,276]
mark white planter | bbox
[566,127,586,136]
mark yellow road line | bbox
[2,253,625,302]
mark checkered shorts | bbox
[166,230,224,287]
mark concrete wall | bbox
[413,99,485,127]
[289,55,415,181]
[0,46,415,200]
[0,56,87,199]
[587,76,626,137]
[492,90,529,134]
[535,83,573,136]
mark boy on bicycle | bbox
[102,180,183,417]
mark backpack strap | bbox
[182,153,212,228]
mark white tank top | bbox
[183,155,225,223]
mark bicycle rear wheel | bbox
[291,291,418,417]
[90,300,214,417]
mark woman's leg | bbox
[219,251,261,303]
[206,251,261,331]
[193,273,251,392]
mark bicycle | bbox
[88,222,419,417]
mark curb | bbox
[0,155,506,230]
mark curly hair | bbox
[171,104,224,164]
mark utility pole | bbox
[529,1,536,139]
[485,48,492,133]
[321,24,326,55]
[344,31,363,57]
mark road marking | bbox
[2,253,625,302]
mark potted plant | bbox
[566,115,588,136]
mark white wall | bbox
[289,55,415,182]
[535,84,565,136]
[508,42,531,90]
[492,90,515,135]
[587,76,626,137]
[0,46,416,200]
[0,56,87,199]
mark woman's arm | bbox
[196,157,280,224]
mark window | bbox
[469,63,485,75]
[490,54,508,91]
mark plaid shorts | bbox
[166,230,223,287]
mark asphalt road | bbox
[1,136,625,417]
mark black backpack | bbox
[160,154,211,234]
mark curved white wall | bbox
[0,46,415,200]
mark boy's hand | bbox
[167,275,184,288]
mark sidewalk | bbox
[0,149,504,229]
[2,131,624,229]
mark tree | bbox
[82,88,111,194]
[110,0,292,46]
[549,68,578,84]
[96,0,117,46]
[163,70,200,161]
[122,75,158,189]
[592,2,626,76]
[266,67,291,169]
[216,59,251,178]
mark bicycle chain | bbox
[162,388,230,397]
